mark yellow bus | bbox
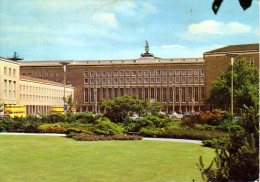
[50,106,64,114]
[4,104,26,118]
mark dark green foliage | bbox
[202,137,230,148]
[92,117,124,135]
[66,112,96,124]
[140,128,228,140]
[198,107,259,181]
[40,113,66,123]
[72,134,142,141]
[208,58,259,110]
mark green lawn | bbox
[0,135,214,182]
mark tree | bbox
[63,95,75,113]
[198,106,259,181]
[101,95,164,123]
[208,58,259,111]
[212,0,252,14]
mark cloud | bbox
[152,44,186,49]
[184,20,253,39]
[90,12,118,29]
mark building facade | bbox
[20,57,205,113]
[19,76,74,115]
[0,58,20,105]
[204,43,259,105]
[0,57,74,115]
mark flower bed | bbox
[72,134,142,141]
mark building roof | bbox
[20,75,73,88]
[204,43,259,55]
[20,57,204,67]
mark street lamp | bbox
[231,57,234,117]
[59,62,70,113]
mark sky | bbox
[0,0,258,61]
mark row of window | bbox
[4,79,16,90]
[3,90,16,100]
[84,69,204,77]
[20,84,70,95]
[19,94,64,102]
[84,86,204,103]
[84,76,204,85]
[4,67,16,77]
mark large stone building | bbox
[20,51,205,113]
[0,58,74,115]
[204,43,259,107]
[0,57,20,105]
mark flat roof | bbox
[204,43,259,55]
[20,75,73,88]
[20,57,204,67]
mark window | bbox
[144,78,149,83]
[120,71,124,76]
[102,78,106,84]
[113,71,118,76]
[138,78,142,83]
[156,70,161,76]
[138,70,142,76]
[175,76,180,83]
[195,87,199,102]
[9,68,11,76]
[150,78,155,83]
[144,70,149,76]
[188,69,193,75]
[132,71,136,76]
[162,70,167,75]
[200,69,204,75]
[90,79,94,84]
[188,87,192,102]
[125,78,130,83]
[84,72,89,77]
[175,87,179,102]
[113,78,118,84]
[96,79,100,84]
[169,77,174,83]
[4,79,7,89]
[131,78,136,83]
[156,77,161,83]
[90,72,94,77]
[4,67,7,75]
[182,87,186,102]
[125,71,130,76]
[162,77,167,83]
[102,71,106,77]
[181,69,186,75]
[108,71,112,76]
[194,77,199,83]
[194,69,199,75]
[108,78,112,84]
[200,77,204,82]
[249,58,254,66]
[119,78,124,84]
[188,77,193,83]
[96,71,100,77]
[201,87,205,102]
[175,69,180,75]
[169,69,173,75]
[13,69,16,76]
[181,77,186,83]
[150,70,155,76]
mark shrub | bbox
[66,112,97,124]
[202,137,230,148]
[38,124,66,133]
[72,134,142,141]
[40,114,66,123]
[93,117,124,135]
[140,128,228,140]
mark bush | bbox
[140,128,228,140]
[40,114,66,123]
[72,134,142,141]
[93,117,124,135]
[202,137,230,148]
[38,124,66,133]
[66,112,97,124]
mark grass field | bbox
[0,135,214,182]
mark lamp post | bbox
[231,57,234,117]
[59,62,70,113]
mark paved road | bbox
[0,132,202,144]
